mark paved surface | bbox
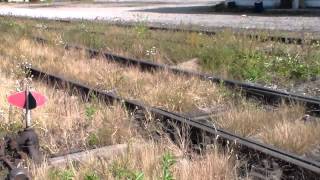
[1,0,320,33]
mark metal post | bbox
[25,110,31,128]
[25,83,31,128]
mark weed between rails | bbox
[0,17,319,179]
[0,69,239,179]
[0,50,239,179]
[32,142,238,180]
[0,68,138,156]
[1,16,320,87]
[0,37,319,156]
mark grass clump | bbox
[0,17,31,37]
[31,142,237,179]
[84,172,100,180]
[111,161,145,180]
[49,168,75,180]
[85,104,97,120]
[198,31,320,84]
[161,152,176,180]
[259,120,320,155]
[63,28,105,50]
[215,101,320,155]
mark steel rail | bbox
[33,23,318,46]
[47,17,320,45]
[61,43,320,115]
[2,15,320,45]
[28,66,320,179]
[32,35,320,115]
[2,14,315,45]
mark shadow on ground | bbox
[23,1,167,9]
[132,5,217,14]
[133,4,320,17]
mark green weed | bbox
[49,168,75,180]
[111,161,144,180]
[85,105,96,120]
[161,152,176,180]
[63,27,105,50]
[84,171,100,180]
[134,22,149,39]
[0,17,31,38]
[86,133,100,147]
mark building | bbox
[225,0,320,9]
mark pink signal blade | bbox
[8,91,46,110]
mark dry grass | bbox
[0,16,319,179]
[0,72,239,179]
[215,101,320,155]
[259,120,320,155]
[216,102,305,137]
[0,70,137,156]
[3,16,320,87]
[30,141,238,180]
[0,36,319,156]
[0,34,239,179]
[1,38,227,113]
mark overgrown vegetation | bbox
[0,64,238,179]
[32,142,238,179]
[1,16,320,89]
[0,29,319,156]
[0,16,320,179]
[0,67,137,156]
[1,38,228,113]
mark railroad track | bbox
[2,14,320,179]
[27,66,320,179]
[38,18,320,45]
[33,36,320,117]
[37,25,317,46]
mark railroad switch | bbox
[6,128,42,164]
[0,136,30,180]
[0,79,46,179]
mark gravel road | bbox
[1,1,320,33]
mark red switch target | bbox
[8,91,46,110]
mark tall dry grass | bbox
[215,101,320,155]
[1,38,227,113]
[0,66,240,180]
[0,35,319,156]
[0,70,137,156]
[0,50,239,180]
[30,141,239,180]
